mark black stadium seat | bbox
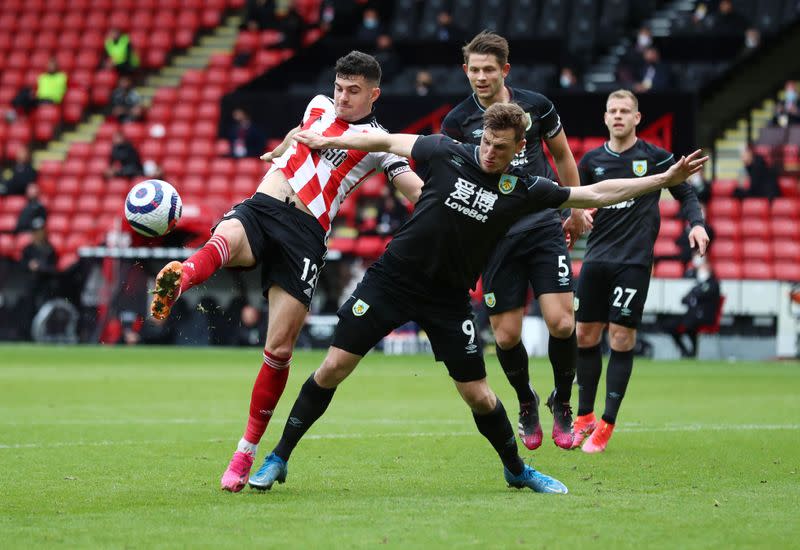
[450,0,477,37]
[755,0,785,33]
[506,0,539,40]
[478,0,509,34]
[536,0,570,37]
[417,0,450,40]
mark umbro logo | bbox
[450,155,465,166]
[471,129,483,138]
[288,417,303,428]
[594,167,605,176]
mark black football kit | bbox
[442,88,574,313]
[576,139,704,327]
[331,135,570,382]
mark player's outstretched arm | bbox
[260,124,302,162]
[294,130,420,158]
[560,150,708,209]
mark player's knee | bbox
[576,324,602,348]
[265,342,293,359]
[609,329,636,352]
[213,220,250,265]
[460,384,496,414]
[316,355,351,387]
[545,313,575,339]
[493,324,521,349]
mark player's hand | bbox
[688,225,710,256]
[293,130,332,150]
[260,150,276,162]
[562,208,594,249]
[664,150,708,186]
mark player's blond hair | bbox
[463,31,509,66]
[483,102,527,142]
[607,89,639,111]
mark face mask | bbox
[692,255,706,268]
[637,34,652,48]
[786,90,798,104]
[560,75,572,88]
[696,269,710,283]
[364,18,378,29]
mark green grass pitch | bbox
[1,345,798,548]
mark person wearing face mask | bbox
[355,8,382,43]
[665,257,721,358]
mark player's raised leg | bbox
[221,285,308,492]
[538,292,577,449]
[490,307,543,450]
[249,346,362,490]
[454,375,567,494]
[574,320,604,448]
[151,219,255,319]
[582,323,634,453]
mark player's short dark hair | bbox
[335,51,382,86]
[483,103,527,142]
[462,31,509,66]
[607,89,639,111]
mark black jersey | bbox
[385,135,570,292]
[441,88,564,235]
[578,139,704,266]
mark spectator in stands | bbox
[110,76,144,123]
[0,146,37,197]
[434,11,461,42]
[375,191,409,236]
[773,80,800,127]
[414,70,434,96]
[734,145,779,200]
[744,28,761,50]
[634,47,672,93]
[243,0,276,30]
[373,34,400,83]
[105,130,143,178]
[687,169,711,204]
[355,8,383,43]
[558,67,580,91]
[104,28,139,75]
[15,183,47,233]
[664,258,721,358]
[228,108,267,158]
[710,0,747,35]
[36,58,68,105]
[273,5,305,49]
[18,219,58,338]
[235,303,265,346]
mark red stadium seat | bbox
[0,214,16,233]
[154,87,179,105]
[3,196,27,215]
[73,213,97,232]
[353,235,386,258]
[654,260,684,278]
[658,200,680,218]
[185,158,209,177]
[235,31,259,53]
[771,198,798,219]
[658,218,683,239]
[653,238,681,258]
[359,174,386,198]
[707,197,740,220]
[62,159,86,178]
[741,218,771,239]
[742,240,772,262]
[714,261,742,279]
[209,158,235,178]
[741,198,769,220]
[51,195,76,214]
[742,262,773,280]
[84,176,105,196]
[771,217,800,240]
[328,237,356,255]
[189,139,214,158]
[774,262,800,282]
[773,239,800,263]
[779,176,799,197]
[175,29,195,50]
[710,239,742,262]
[216,139,231,157]
[194,121,217,139]
[207,175,229,195]
[47,215,70,234]
[168,121,192,139]
[34,121,56,142]
[164,140,189,159]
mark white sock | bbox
[237,437,258,456]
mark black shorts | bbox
[332,256,486,382]
[216,192,327,308]
[481,222,573,314]
[575,261,651,328]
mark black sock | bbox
[495,341,535,404]
[549,331,577,402]
[472,399,525,476]
[602,349,634,424]
[272,373,336,462]
[577,343,602,417]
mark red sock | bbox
[244,351,291,444]
[181,234,230,292]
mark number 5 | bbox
[557,255,569,277]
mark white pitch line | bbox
[0,424,798,450]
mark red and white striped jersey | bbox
[266,95,410,232]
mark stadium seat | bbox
[742,240,772,262]
[328,237,356,255]
[779,176,799,197]
[742,262,773,280]
[771,217,800,240]
[707,197,741,220]
[741,218,771,239]
[653,238,681,258]
[741,198,769,220]
[353,235,386,258]
[658,218,683,239]
[654,260,684,278]
[714,261,743,279]
[774,262,800,282]
[710,238,742,262]
[770,197,798,219]
[359,174,386,198]
[773,239,800,262]
[658,199,680,218]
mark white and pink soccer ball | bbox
[124,179,183,237]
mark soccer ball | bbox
[124,179,183,237]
